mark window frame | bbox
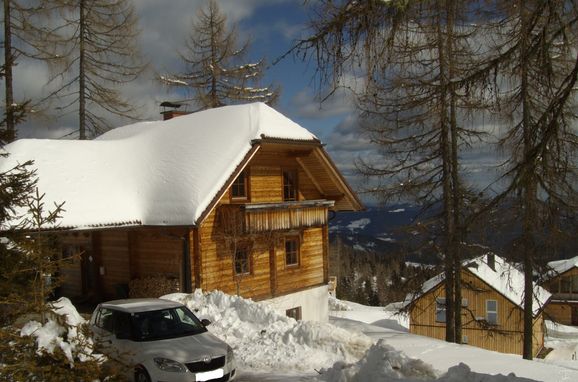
[486,299,498,325]
[435,297,446,323]
[286,307,302,321]
[282,169,298,202]
[284,236,300,268]
[233,247,252,276]
[95,307,114,333]
[231,169,249,201]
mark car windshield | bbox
[131,306,207,341]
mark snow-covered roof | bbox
[546,256,578,279]
[0,103,320,229]
[406,254,551,316]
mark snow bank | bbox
[545,320,578,339]
[163,290,373,372]
[319,339,535,382]
[19,297,102,365]
[329,296,353,311]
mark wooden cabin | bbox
[1,103,362,322]
[542,256,578,326]
[406,254,551,357]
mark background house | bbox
[542,256,578,326]
[405,254,551,357]
[0,102,362,322]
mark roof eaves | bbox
[312,147,364,211]
[252,135,322,146]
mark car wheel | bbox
[134,367,151,382]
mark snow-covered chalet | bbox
[542,256,578,326]
[405,254,551,357]
[1,102,362,321]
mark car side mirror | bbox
[201,319,211,327]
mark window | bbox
[486,300,498,325]
[231,170,248,200]
[283,170,298,201]
[435,297,446,323]
[285,237,300,267]
[286,307,302,321]
[112,311,132,338]
[234,248,251,275]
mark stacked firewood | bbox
[128,276,180,298]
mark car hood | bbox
[133,331,228,363]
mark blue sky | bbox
[11,1,366,184]
[9,0,502,199]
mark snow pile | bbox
[319,339,535,382]
[163,290,373,372]
[329,296,353,311]
[19,297,101,365]
[546,320,578,339]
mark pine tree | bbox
[160,0,279,110]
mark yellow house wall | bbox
[409,269,545,356]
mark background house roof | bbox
[0,103,326,229]
[405,254,551,316]
[546,256,578,279]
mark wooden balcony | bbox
[217,199,334,235]
[550,293,578,302]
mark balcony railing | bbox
[550,292,578,302]
[217,199,334,235]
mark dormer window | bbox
[231,170,248,200]
[283,169,298,201]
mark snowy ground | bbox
[19,292,578,381]
[329,299,578,382]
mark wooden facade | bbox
[409,268,546,357]
[56,142,360,309]
[542,267,578,326]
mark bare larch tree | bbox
[297,0,489,344]
[160,0,279,110]
[45,0,144,139]
[2,0,58,142]
[478,0,578,359]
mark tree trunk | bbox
[78,0,86,140]
[446,0,462,344]
[436,5,455,343]
[3,0,16,142]
[520,0,536,360]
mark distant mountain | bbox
[329,204,431,261]
[329,203,577,264]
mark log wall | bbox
[198,149,329,301]
[97,230,131,298]
[545,301,577,326]
[58,232,92,298]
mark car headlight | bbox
[153,357,187,373]
[227,345,234,362]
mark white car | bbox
[90,298,236,382]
